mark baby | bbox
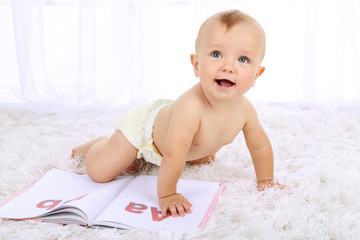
[72,9,284,218]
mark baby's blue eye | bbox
[211,51,222,58]
[238,57,248,63]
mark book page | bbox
[93,175,221,233]
[66,176,132,223]
[0,169,131,222]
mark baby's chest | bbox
[193,120,243,148]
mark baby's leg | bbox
[76,131,137,183]
[72,137,108,160]
[188,154,216,166]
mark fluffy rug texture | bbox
[0,104,359,240]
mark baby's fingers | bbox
[257,181,286,191]
[159,193,192,217]
[161,206,169,217]
[162,203,188,217]
[182,200,192,214]
[171,204,182,217]
[178,198,193,217]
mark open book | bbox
[0,169,225,233]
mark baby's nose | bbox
[221,64,234,73]
[221,60,235,73]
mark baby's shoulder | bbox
[173,86,205,111]
[239,95,255,110]
[237,96,259,120]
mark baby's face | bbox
[192,21,265,101]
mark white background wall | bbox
[0,0,359,112]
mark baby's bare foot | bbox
[188,154,216,166]
[125,158,146,174]
[71,137,108,160]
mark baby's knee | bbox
[86,159,114,183]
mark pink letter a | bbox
[151,207,170,222]
[125,202,148,214]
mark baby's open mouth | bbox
[216,79,235,87]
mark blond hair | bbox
[195,10,266,60]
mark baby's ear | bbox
[251,66,265,87]
[256,66,265,79]
[190,54,199,77]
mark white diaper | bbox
[115,99,174,166]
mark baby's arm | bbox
[242,104,284,190]
[157,100,200,217]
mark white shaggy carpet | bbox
[0,103,360,240]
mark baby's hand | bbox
[257,179,286,191]
[159,193,192,217]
